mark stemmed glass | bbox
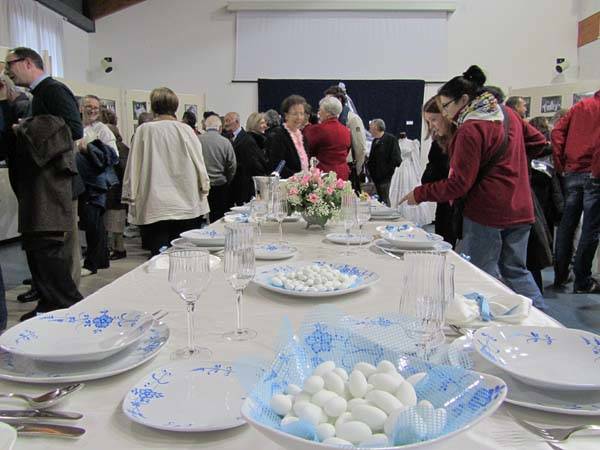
[168,248,212,359]
[223,223,257,341]
[356,200,371,249]
[341,190,357,256]
[250,198,268,243]
[271,190,288,243]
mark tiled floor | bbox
[1,236,599,333]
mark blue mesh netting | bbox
[235,306,505,447]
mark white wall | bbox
[62,20,90,83]
[87,0,582,122]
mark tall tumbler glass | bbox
[356,199,371,249]
[341,190,357,256]
[223,223,257,341]
[399,252,448,359]
[271,189,288,243]
[168,248,212,359]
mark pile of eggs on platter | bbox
[270,264,357,293]
[270,360,448,447]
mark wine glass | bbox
[356,200,371,249]
[250,198,268,243]
[223,223,257,341]
[341,190,357,256]
[168,248,212,359]
[271,190,288,243]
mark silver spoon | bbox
[0,383,84,409]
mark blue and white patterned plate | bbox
[474,325,600,390]
[383,230,444,249]
[180,228,225,246]
[376,223,415,235]
[253,261,379,297]
[255,243,298,260]
[123,360,246,432]
[375,238,452,254]
[224,213,251,223]
[0,322,169,384]
[326,232,372,245]
[0,308,153,363]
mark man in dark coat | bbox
[223,112,268,205]
[5,47,83,321]
[367,118,402,205]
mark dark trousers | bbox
[80,201,109,273]
[25,238,83,312]
[208,183,230,223]
[375,181,391,206]
[139,216,205,256]
[555,173,600,290]
[0,265,7,331]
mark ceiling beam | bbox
[36,0,95,32]
[227,1,457,12]
[85,0,146,21]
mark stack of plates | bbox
[470,325,600,415]
[0,308,169,383]
[176,229,226,252]
[375,227,450,253]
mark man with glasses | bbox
[4,47,83,321]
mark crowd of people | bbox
[0,46,599,331]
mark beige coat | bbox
[345,111,367,173]
[122,120,210,225]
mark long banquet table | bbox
[6,219,599,449]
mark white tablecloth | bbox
[5,219,599,449]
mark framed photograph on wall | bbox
[101,98,116,113]
[541,96,562,114]
[132,101,147,120]
[185,104,198,116]
[573,92,594,104]
[522,96,531,118]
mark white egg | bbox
[429,408,447,436]
[406,372,427,386]
[293,401,310,416]
[333,367,349,381]
[312,389,337,408]
[336,421,373,444]
[323,396,347,417]
[281,415,299,426]
[376,360,397,374]
[347,398,369,412]
[354,362,377,378]
[295,391,312,404]
[286,383,302,396]
[359,433,389,447]
[271,276,283,287]
[323,371,345,396]
[303,375,325,394]
[270,394,292,416]
[334,411,353,430]
[369,373,403,393]
[305,278,314,286]
[351,404,388,432]
[322,437,354,446]
[416,400,434,417]
[308,287,318,292]
[384,406,409,437]
[297,403,323,427]
[315,423,336,441]
[318,286,327,292]
[365,390,403,415]
[394,381,417,407]
[349,370,368,398]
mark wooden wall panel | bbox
[578,12,600,48]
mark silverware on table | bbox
[3,421,85,438]
[546,442,565,450]
[514,417,600,441]
[448,324,475,338]
[377,246,402,260]
[0,383,84,409]
[0,409,82,420]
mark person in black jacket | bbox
[223,112,268,205]
[366,118,401,205]
[5,47,83,321]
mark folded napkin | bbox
[446,291,532,327]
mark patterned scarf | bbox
[456,92,504,126]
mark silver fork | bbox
[514,417,600,442]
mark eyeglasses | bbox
[4,58,25,68]
[441,98,457,110]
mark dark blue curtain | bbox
[258,79,425,141]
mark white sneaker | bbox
[81,268,96,277]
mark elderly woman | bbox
[246,112,268,151]
[303,96,351,180]
[122,87,210,256]
[266,95,309,178]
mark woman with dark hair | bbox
[265,95,309,178]
[421,96,457,247]
[402,65,549,309]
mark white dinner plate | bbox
[230,205,251,214]
[254,243,298,260]
[253,261,380,298]
[375,239,452,254]
[170,238,224,253]
[0,308,153,363]
[224,213,251,223]
[474,325,600,390]
[147,253,221,272]
[450,337,600,416]
[382,230,444,249]
[376,223,415,235]
[123,360,246,432]
[0,422,16,450]
[326,232,372,245]
[0,322,169,384]
[180,229,225,246]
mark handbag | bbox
[452,106,511,239]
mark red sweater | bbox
[551,90,600,174]
[304,117,351,180]
[414,107,546,228]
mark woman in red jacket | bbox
[304,96,351,180]
[401,65,548,309]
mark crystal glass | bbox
[398,252,448,359]
[168,248,212,359]
[271,190,288,243]
[356,200,371,249]
[223,223,257,341]
[341,190,357,256]
[250,198,268,242]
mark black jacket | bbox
[0,93,30,162]
[366,132,401,184]
[230,128,269,205]
[265,125,308,178]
